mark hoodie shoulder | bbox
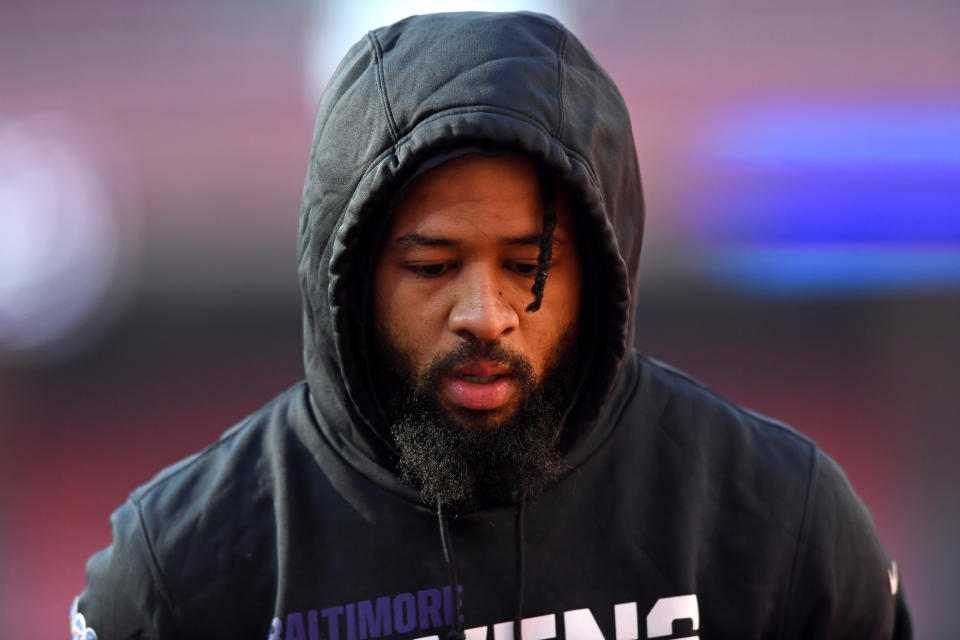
[131,382,309,507]
[77,383,315,639]
[637,351,816,470]
[628,352,908,637]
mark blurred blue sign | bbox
[688,103,960,295]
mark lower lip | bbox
[444,376,515,410]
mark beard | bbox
[374,327,578,509]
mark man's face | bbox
[371,153,582,504]
[372,153,582,430]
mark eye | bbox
[408,263,452,278]
[508,261,538,277]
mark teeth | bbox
[461,374,501,383]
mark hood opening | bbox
[345,144,616,468]
[299,12,640,488]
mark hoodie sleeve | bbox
[782,450,912,639]
[71,499,179,640]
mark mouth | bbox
[458,374,506,383]
[443,360,516,411]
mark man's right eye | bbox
[408,263,451,277]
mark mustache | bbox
[418,338,535,390]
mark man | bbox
[74,11,911,640]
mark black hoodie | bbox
[74,12,911,640]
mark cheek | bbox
[527,270,581,374]
[373,270,446,372]
[523,309,575,375]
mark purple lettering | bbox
[322,606,344,640]
[346,603,357,640]
[418,589,443,630]
[443,584,463,627]
[358,597,392,639]
[393,593,417,634]
[443,587,453,626]
[441,586,464,625]
[308,610,322,640]
[287,613,307,640]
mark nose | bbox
[448,265,519,342]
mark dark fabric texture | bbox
[75,11,909,640]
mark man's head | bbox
[371,153,583,506]
[299,12,643,503]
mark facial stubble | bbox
[375,326,578,508]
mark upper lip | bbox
[449,360,511,378]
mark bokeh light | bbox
[683,102,960,295]
[0,118,120,356]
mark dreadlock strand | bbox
[525,170,558,312]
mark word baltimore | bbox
[267,587,700,640]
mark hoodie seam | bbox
[390,105,604,190]
[778,442,819,639]
[562,351,641,472]
[367,31,400,150]
[554,28,567,141]
[329,106,605,222]
[129,388,296,502]
[642,355,814,445]
[589,351,641,453]
[131,497,183,639]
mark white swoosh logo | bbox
[888,561,899,595]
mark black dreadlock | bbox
[525,168,558,312]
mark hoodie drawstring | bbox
[437,497,466,640]
[436,494,528,640]
[513,493,527,640]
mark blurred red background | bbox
[1,1,957,638]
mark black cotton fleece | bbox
[75,12,911,640]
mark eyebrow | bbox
[393,232,564,252]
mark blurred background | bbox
[1,0,957,637]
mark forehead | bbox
[387,153,547,239]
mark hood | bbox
[298,11,644,470]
